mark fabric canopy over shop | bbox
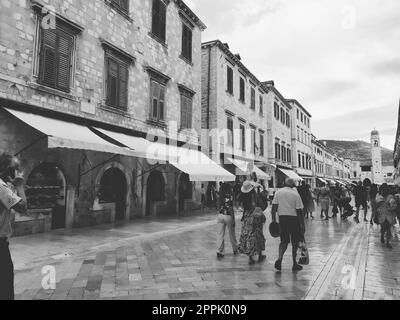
[4,108,136,156]
[317,177,328,184]
[93,128,235,182]
[335,180,346,186]
[227,158,270,180]
[92,127,178,163]
[278,168,303,181]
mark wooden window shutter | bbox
[158,85,165,121]
[151,80,159,119]
[181,95,187,128]
[159,1,167,42]
[186,27,192,61]
[118,63,128,109]
[107,58,119,107]
[40,28,57,88]
[152,0,160,37]
[57,29,73,92]
[186,96,193,129]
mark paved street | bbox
[11,206,400,300]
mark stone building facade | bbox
[262,81,294,188]
[201,40,269,185]
[0,0,207,235]
[288,99,313,185]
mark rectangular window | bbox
[298,153,301,167]
[250,126,256,154]
[181,23,192,62]
[274,102,279,120]
[151,0,167,43]
[150,80,166,121]
[227,116,234,147]
[239,78,245,103]
[227,66,233,94]
[38,24,74,92]
[259,132,264,156]
[297,109,299,119]
[282,145,286,162]
[286,114,290,128]
[180,93,193,129]
[110,0,129,13]
[280,108,285,124]
[275,142,280,160]
[240,124,246,151]
[250,87,256,110]
[287,148,291,164]
[105,53,129,110]
[259,95,263,114]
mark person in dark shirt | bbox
[353,181,368,223]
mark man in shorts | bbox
[271,178,305,272]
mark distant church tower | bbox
[371,129,384,184]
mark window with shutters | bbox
[281,145,286,162]
[259,132,264,156]
[240,124,246,151]
[287,148,291,164]
[104,52,129,110]
[250,87,256,110]
[259,95,264,115]
[227,66,233,95]
[150,80,166,122]
[274,102,279,120]
[151,0,167,43]
[275,143,280,160]
[180,92,193,129]
[107,0,130,15]
[280,109,285,125]
[38,23,75,93]
[227,116,234,147]
[239,77,245,103]
[181,23,192,63]
[250,125,256,154]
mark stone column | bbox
[65,185,76,229]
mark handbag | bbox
[298,241,310,265]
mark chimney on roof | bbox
[323,141,327,147]
[223,43,229,49]
[263,80,275,87]
[235,54,241,61]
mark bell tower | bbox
[371,129,384,184]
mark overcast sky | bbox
[186,0,400,150]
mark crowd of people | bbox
[214,173,400,272]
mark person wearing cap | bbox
[271,178,305,272]
[238,179,267,265]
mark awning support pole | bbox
[14,135,47,157]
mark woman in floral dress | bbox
[238,181,267,265]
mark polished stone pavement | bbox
[11,206,400,300]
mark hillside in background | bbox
[319,140,394,166]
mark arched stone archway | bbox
[95,162,131,222]
[26,162,67,230]
[145,170,166,217]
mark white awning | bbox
[94,127,235,182]
[227,158,270,180]
[278,168,304,181]
[92,127,178,163]
[317,177,328,184]
[4,108,135,156]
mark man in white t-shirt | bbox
[271,178,305,272]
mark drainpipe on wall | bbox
[207,46,211,131]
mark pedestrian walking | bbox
[271,178,305,272]
[238,180,267,265]
[353,181,369,223]
[331,183,345,218]
[297,181,314,219]
[0,154,28,300]
[369,184,379,225]
[376,184,397,249]
[216,182,238,259]
[318,185,331,220]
